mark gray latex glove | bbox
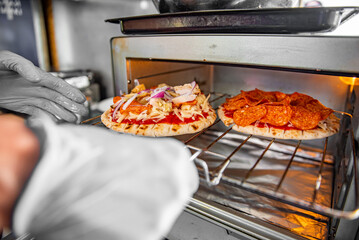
[13,116,199,240]
[0,51,88,122]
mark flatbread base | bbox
[218,106,340,140]
[101,108,217,137]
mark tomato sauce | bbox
[224,111,235,118]
[251,122,301,130]
[112,110,209,125]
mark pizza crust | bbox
[217,105,234,126]
[218,106,340,140]
[101,108,217,137]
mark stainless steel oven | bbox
[85,25,359,239]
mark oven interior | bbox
[85,35,359,239]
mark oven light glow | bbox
[340,77,358,93]
[339,76,358,86]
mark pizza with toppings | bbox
[101,82,216,137]
[218,89,340,139]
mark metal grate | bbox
[82,93,359,220]
[187,121,358,220]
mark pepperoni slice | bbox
[319,109,334,120]
[243,89,288,106]
[306,99,333,120]
[223,98,247,111]
[225,89,333,130]
[290,92,314,106]
[261,91,277,103]
[274,91,287,102]
[261,105,292,126]
[242,89,269,106]
[290,106,322,130]
[233,105,267,127]
[226,93,244,103]
[276,93,291,105]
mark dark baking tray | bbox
[106,7,359,34]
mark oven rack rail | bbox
[82,93,359,220]
[186,120,358,220]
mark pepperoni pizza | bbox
[218,89,340,139]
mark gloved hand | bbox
[12,116,199,240]
[0,51,88,122]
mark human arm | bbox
[0,114,40,229]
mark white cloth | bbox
[13,118,199,240]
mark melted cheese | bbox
[112,93,211,123]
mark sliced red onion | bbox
[113,98,122,107]
[172,94,196,104]
[188,81,197,95]
[138,89,150,94]
[191,81,196,90]
[122,93,138,110]
[164,92,174,100]
[112,99,125,119]
[148,86,172,99]
[174,82,196,96]
[152,91,165,98]
[154,86,171,93]
[167,87,175,92]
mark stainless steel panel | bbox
[126,59,213,93]
[111,35,359,96]
[212,65,348,111]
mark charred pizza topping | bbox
[223,89,334,130]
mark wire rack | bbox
[82,93,359,220]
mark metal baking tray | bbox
[105,7,359,34]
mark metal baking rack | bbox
[81,92,359,220]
